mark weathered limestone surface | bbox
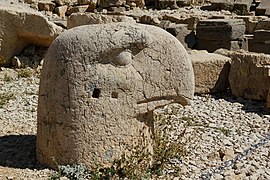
[256,0,270,16]
[166,24,196,50]
[67,13,136,29]
[211,0,252,13]
[255,18,270,30]
[0,3,62,66]
[155,0,188,9]
[189,50,231,94]
[196,19,246,52]
[216,49,270,100]
[195,39,246,52]
[268,91,270,110]
[249,30,270,54]
[37,22,195,169]
[99,0,145,8]
[196,19,246,41]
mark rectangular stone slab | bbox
[256,0,270,16]
[253,30,270,41]
[196,19,246,41]
[195,39,245,52]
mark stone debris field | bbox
[0,0,270,179]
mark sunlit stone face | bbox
[37,22,194,169]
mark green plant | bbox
[0,92,15,108]
[49,106,192,179]
[17,68,32,78]
[4,73,12,82]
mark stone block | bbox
[210,0,234,11]
[166,24,197,49]
[256,0,270,16]
[233,0,253,14]
[228,50,270,100]
[249,41,270,54]
[99,0,126,8]
[55,0,77,6]
[255,18,270,30]
[67,13,136,29]
[38,1,56,11]
[0,3,62,66]
[155,0,188,9]
[196,19,246,41]
[210,0,252,13]
[77,0,97,11]
[36,22,195,170]
[189,50,231,94]
[195,39,246,52]
[54,5,68,18]
[66,5,89,15]
[268,90,270,109]
[249,30,270,54]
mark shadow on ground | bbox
[0,135,46,170]
[211,91,268,116]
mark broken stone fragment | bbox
[189,50,231,94]
[0,3,63,66]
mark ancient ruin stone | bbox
[166,24,196,50]
[195,39,247,52]
[55,6,68,18]
[99,0,126,8]
[189,50,231,94]
[67,13,136,29]
[196,19,246,52]
[255,18,270,31]
[249,30,270,54]
[256,0,270,16]
[37,22,195,169]
[0,3,62,66]
[196,19,246,41]
[210,0,252,14]
[38,1,56,11]
[155,0,188,9]
[217,50,270,100]
[267,91,270,110]
[66,5,89,15]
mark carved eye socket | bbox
[113,50,132,66]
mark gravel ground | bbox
[0,67,269,180]
[0,68,53,179]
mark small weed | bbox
[4,73,12,82]
[209,126,231,136]
[49,105,192,179]
[218,127,230,136]
[17,68,32,78]
[0,92,15,108]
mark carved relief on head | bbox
[37,22,194,169]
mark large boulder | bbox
[37,22,194,169]
[0,3,62,66]
[217,49,270,100]
[189,50,231,94]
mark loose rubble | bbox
[0,68,269,179]
[0,0,270,179]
